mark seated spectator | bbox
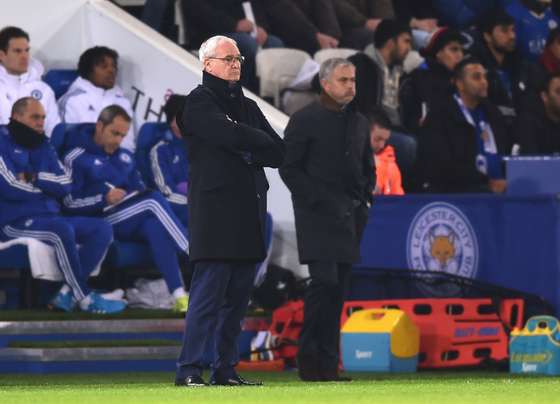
[181,0,283,91]
[516,73,560,154]
[506,0,560,61]
[62,105,190,312]
[148,94,189,228]
[332,0,395,50]
[264,0,341,54]
[393,0,440,47]
[351,19,412,123]
[58,46,136,151]
[0,97,124,314]
[368,109,404,195]
[538,27,560,75]
[431,0,515,29]
[400,27,466,133]
[469,10,535,125]
[0,27,60,136]
[417,58,510,193]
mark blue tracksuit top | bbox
[0,126,71,226]
[148,133,188,205]
[62,126,145,215]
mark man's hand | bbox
[316,32,339,49]
[256,26,268,46]
[17,172,36,183]
[489,179,507,194]
[106,188,127,205]
[236,19,254,33]
[365,18,381,31]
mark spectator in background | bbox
[417,58,510,193]
[62,105,190,313]
[0,26,60,137]
[516,73,560,154]
[392,0,439,47]
[506,0,560,61]
[400,27,466,133]
[58,46,136,151]
[368,109,404,195]
[149,94,189,228]
[469,10,535,126]
[431,0,515,29]
[0,98,124,314]
[181,0,283,91]
[332,0,395,50]
[538,27,560,75]
[264,0,341,54]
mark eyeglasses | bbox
[207,55,245,65]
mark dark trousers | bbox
[176,260,256,380]
[298,261,352,372]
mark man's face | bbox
[390,33,412,64]
[90,56,117,89]
[321,64,356,106]
[203,40,242,82]
[486,24,516,54]
[542,77,560,116]
[94,116,130,154]
[0,37,30,75]
[549,36,560,60]
[12,99,45,133]
[370,124,391,154]
[457,64,489,100]
[436,41,464,71]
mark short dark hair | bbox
[10,96,35,117]
[541,73,560,94]
[163,94,187,124]
[479,9,515,35]
[0,26,29,52]
[374,19,411,49]
[97,104,131,126]
[78,46,119,79]
[453,56,483,80]
[366,108,392,130]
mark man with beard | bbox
[280,58,374,382]
[416,58,511,193]
[0,97,124,314]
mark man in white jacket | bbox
[58,46,136,151]
[0,26,60,137]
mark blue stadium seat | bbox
[50,122,94,157]
[43,69,78,99]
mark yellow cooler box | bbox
[341,309,419,372]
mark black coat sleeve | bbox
[248,103,286,168]
[362,130,375,202]
[181,90,277,154]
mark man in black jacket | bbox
[517,73,560,154]
[417,57,511,193]
[280,58,374,382]
[175,35,285,387]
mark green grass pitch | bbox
[1,371,560,403]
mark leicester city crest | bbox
[407,202,479,283]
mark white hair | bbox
[198,35,238,62]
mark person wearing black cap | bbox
[469,9,535,126]
[400,27,466,133]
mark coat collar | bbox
[319,91,347,112]
[202,70,243,100]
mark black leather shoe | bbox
[175,375,208,387]
[210,374,263,386]
[297,354,322,382]
[320,369,352,382]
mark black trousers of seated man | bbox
[298,261,352,378]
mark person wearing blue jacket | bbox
[62,105,190,313]
[149,94,189,228]
[431,0,516,29]
[0,97,125,314]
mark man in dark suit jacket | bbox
[416,57,512,193]
[175,35,285,387]
[280,58,374,382]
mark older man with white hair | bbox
[174,35,285,387]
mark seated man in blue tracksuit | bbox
[62,105,190,312]
[148,94,189,228]
[0,97,125,314]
